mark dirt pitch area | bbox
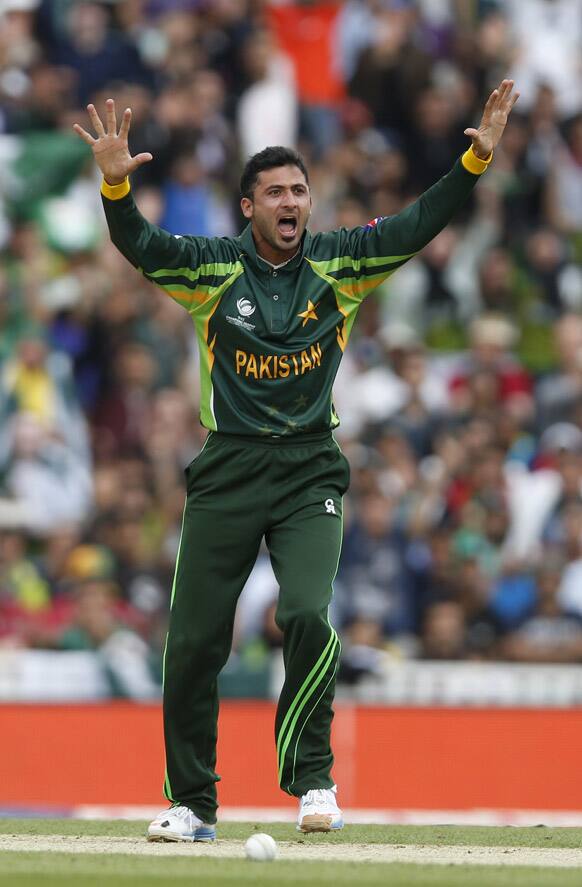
[2,834,582,868]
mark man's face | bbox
[241,164,311,262]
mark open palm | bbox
[464,79,520,160]
[73,98,152,185]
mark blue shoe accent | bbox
[147,805,217,843]
[193,826,216,842]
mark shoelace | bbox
[304,789,332,806]
[171,806,194,821]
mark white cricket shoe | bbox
[147,805,216,842]
[297,785,344,833]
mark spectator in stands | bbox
[475,246,515,315]
[525,85,564,181]
[546,115,582,236]
[337,488,414,638]
[377,186,502,345]
[1,412,93,535]
[420,600,467,660]
[0,528,51,646]
[268,0,346,157]
[536,314,582,429]
[337,322,449,442]
[448,314,534,423]
[502,558,582,664]
[348,5,431,146]
[237,27,297,159]
[338,615,390,684]
[505,0,582,120]
[489,562,537,633]
[513,230,582,372]
[407,525,458,624]
[405,86,469,193]
[92,341,160,459]
[92,488,171,641]
[159,150,235,238]
[0,329,89,454]
[58,573,160,699]
[541,430,582,553]
[48,1,152,106]
[0,0,41,104]
[525,228,582,316]
[559,524,582,620]
[34,525,82,595]
[503,421,581,563]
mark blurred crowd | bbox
[1,0,582,696]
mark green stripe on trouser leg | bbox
[275,627,338,784]
[161,431,349,822]
[276,627,340,790]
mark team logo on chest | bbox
[226,297,256,331]
[237,298,256,317]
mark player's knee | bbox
[276,605,329,635]
[166,629,229,673]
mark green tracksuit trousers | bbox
[162,430,350,823]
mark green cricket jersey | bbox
[102,149,489,437]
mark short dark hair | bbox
[240,146,309,199]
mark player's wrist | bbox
[471,145,492,161]
[461,145,493,175]
[101,177,130,200]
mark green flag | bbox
[1,130,91,221]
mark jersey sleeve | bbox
[101,178,242,315]
[338,149,491,302]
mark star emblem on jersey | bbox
[298,300,318,327]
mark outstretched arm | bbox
[342,80,520,293]
[73,97,178,271]
[73,100,216,313]
[376,79,520,253]
[74,100,242,315]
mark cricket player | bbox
[74,79,519,841]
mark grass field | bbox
[1,819,582,887]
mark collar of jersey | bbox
[237,223,311,272]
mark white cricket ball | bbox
[244,833,278,861]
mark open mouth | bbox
[277,216,298,238]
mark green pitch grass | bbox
[1,819,582,887]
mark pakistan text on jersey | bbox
[235,343,323,379]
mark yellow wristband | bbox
[461,146,493,175]
[101,177,130,200]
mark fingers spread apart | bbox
[72,124,96,146]
[105,98,117,136]
[87,103,106,138]
[73,99,132,146]
[494,79,520,111]
[118,108,132,142]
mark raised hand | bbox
[464,79,520,160]
[73,98,152,185]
